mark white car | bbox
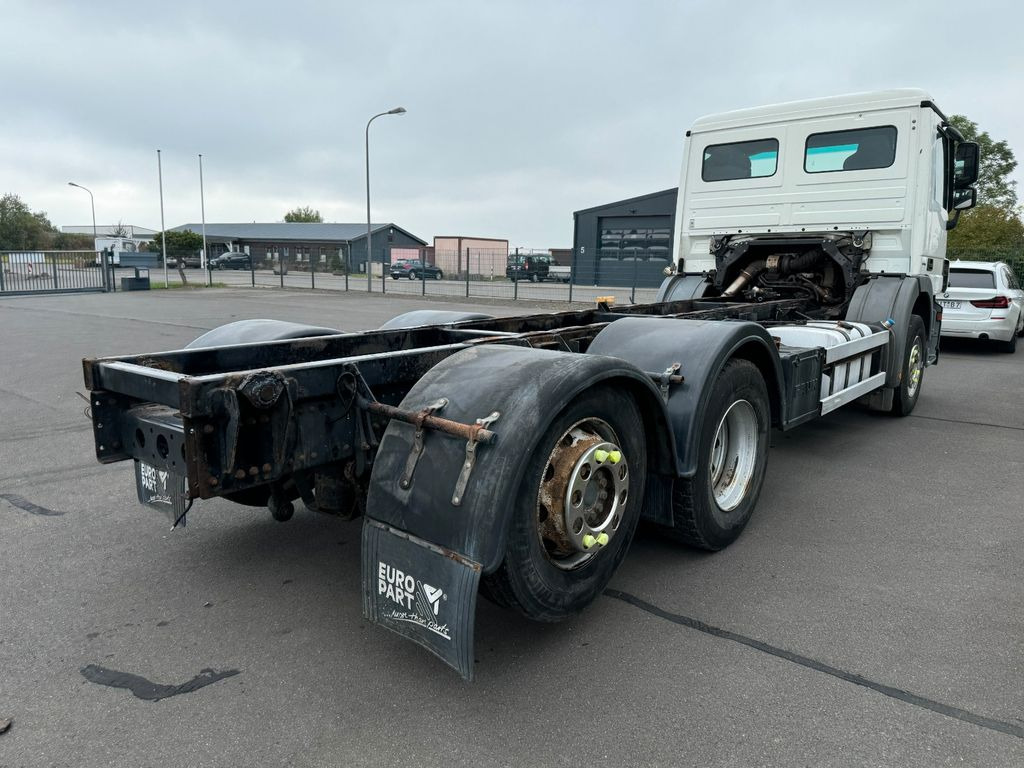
[939,261,1024,353]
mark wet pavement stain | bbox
[0,493,65,516]
[80,664,240,701]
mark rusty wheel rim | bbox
[536,418,628,570]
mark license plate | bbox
[940,300,962,310]
[134,461,188,524]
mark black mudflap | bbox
[362,518,481,680]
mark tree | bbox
[0,193,57,250]
[949,115,1018,212]
[110,220,130,238]
[284,206,323,223]
[150,229,204,283]
[947,204,1024,263]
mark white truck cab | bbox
[670,89,978,300]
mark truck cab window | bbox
[804,125,897,173]
[702,139,778,182]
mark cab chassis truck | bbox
[83,90,980,678]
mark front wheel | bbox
[530,273,538,283]
[434,271,443,280]
[891,315,926,415]
[481,386,647,621]
[661,359,770,551]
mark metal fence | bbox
[0,251,109,295]
[160,245,668,305]
[947,247,1024,285]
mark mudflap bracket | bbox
[362,518,482,680]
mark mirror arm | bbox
[946,209,962,231]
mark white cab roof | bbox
[689,89,936,133]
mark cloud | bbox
[3,0,1021,245]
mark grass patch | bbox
[148,281,229,290]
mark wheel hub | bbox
[907,342,923,397]
[709,399,758,512]
[537,421,628,570]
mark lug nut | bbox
[596,532,610,546]
[582,534,597,549]
[608,451,622,464]
[594,449,609,463]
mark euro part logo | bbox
[377,562,450,640]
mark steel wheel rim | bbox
[536,418,628,570]
[709,399,758,512]
[907,340,923,398]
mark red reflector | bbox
[970,296,1010,309]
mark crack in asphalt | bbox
[909,413,1024,432]
[604,588,1023,741]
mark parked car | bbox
[506,254,550,282]
[939,260,1024,352]
[210,253,252,270]
[390,259,443,280]
[168,254,202,269]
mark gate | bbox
[0,251,109,295]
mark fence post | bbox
[465,247,470,298]
[631,256,638,304]
[51,254,59,290]
[0,254,6,293]
[250,255,255,287]
[381,248,386,294]
[311,253,316,290]
[279,254,284,288]
[513,268,518,300]
[421,253,426,296]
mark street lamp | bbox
[67,181,97,247]
[365,106,406,291]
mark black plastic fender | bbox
[845,274,937,387]
[365,344,675,573]
[587,317,785,479]
[655,273,713,303]
[186,319,340,349]
[378,310,495,330]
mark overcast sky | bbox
[2,0,1021,247]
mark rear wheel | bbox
[481,386,647,621]
[434,271,443,280]
[891,315,926,415]
[660,359,770,551]
[530,273,538,283]
[409,271,418,280]
[998,333,1018,353]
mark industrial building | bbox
[169,222,426,271]
[571,188,678,287]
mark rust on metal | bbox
[360,398,496,445]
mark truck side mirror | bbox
[953,187,977,210]
[954,142,980,188]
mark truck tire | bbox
[662,359,769,551]
[891,315,926,415]
[481,386,647,621]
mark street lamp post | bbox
[67,181,97,246]
[365,107,406,292]
[68,181,99,286]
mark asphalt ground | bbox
[0,288,1021,767]
[135,266,662,305]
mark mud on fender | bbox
[362,519,481,679]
